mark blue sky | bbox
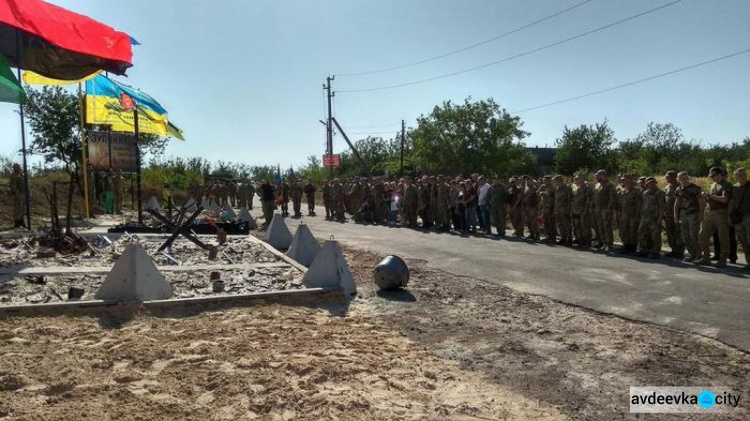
[2,0,749,168]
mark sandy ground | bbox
[0,245,748,420]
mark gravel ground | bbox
[0,244,747,420]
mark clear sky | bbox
[2,0,749,168]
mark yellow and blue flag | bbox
[85,75,169,136]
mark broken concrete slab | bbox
[285,224,321,268]
[266,213,292,250]
[302,240,356,298]
[94,243,173,302]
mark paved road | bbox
[266,211,750,352]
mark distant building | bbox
[526,147,557,173]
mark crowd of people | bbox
[256,167,745,270]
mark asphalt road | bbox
[265,210,750,352]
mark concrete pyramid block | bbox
[222,206,237,221]
[95,243,173,302]
[285,224,321,267]
[238,208,257,230]
[146,196,160,211]
[302,240,357,297]
[266,213,292,250]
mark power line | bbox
[347,130,402,135]
[338,0,595,77]
[339,0,686,93]
[512,47,750,113]
[345,123,402,129]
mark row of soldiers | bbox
[319,167,748,269]
[188,180,256,210]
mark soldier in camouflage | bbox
[616,174,641,254]
[571,173,593,248]
[553,175,572,245]
[637,177,664,258]
[663,171,684,258]
[523,177,540,240]
[594,170,617,252]
[674,171,703,261]
[488,176,507,238]
[538,175,556,243]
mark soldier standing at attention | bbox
[332,178,346,221]
[281,179,290,217]
[323,180,332,220]
[290,178,303,218]
[731,168,750,269]
[697,166,732,268]
[435,176,451,231]
[674,171,704,262]
[522,177,540,240]
[594,169,617,252]
[571,173,593,249]
[616,174,641,254]
[636,177,664,258]
[260,180,276,226]
[553,175,572,246]
[488,176,507,238]
[538,175,556,244]
[663,171,684,258]
[10,163,25,228]
[403,177,419,227]
[303,179,317,216]
[509,178,524,237]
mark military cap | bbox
[646,177,657,184]
[665,170,677,177]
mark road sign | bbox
[323,154,341,167]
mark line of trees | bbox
[11,87,750,191]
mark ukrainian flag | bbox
[85,75,169,136]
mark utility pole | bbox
[324,76,334,177]
[400,119,405,176]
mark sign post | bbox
[323,154,341,168]
[120,93,142,224]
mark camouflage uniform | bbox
[510,184,524,236]
[404,183,419,226]
[303,182,316,216]
[554,182,573,244]
[489,181,507,237]
[538,182,555,242]
[435,182,451,230]
[523,184,540,240]
[322,183,333,219]
[290,181,303,217]
[617,186,641,253]
[664,181,684,257]
[638,187,665,255]
[675,182,703,260]
[332,182,346,221]
[594,180,617,249]
[699,180,732,263]
[571,182,593,247]
[418,182,432,228]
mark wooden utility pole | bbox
[325,76,334,177]
[400,119,405,176]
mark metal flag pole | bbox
[134,106,142,224]
[15,30,31,229]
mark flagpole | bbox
[79,82,90,219]
[134,106,142,224]
[16,30,31,229]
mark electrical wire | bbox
[346,130,402,135]
[512,47,750,113]
[338,0,595,77]
[338,0,686,93]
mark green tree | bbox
[24,86,82,180]
[409,98,531,176]
[555,120,616,174]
